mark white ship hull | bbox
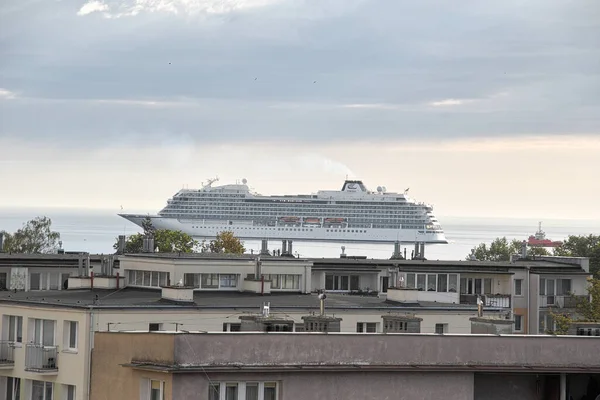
[120,215,448,244]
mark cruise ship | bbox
[119,178,448,244]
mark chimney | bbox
[390,241,401,259]
[238,303,294,332]
[301,314,342,333]
[414,242,419,258]
[521,240,527,259]
[78,254,84,277]
[281,240,287,255]
[0,232,4,253]
[300,292,342,332]
[255,256,262,278]
[260,239,269,256]
[287,240,293,256]
[117,235,126,255]
[420,243,425,260]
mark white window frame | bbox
[356,322,378,333]
[29,318,56,347]
[63,384,76,400]
[434,323,448,334]
[514,279,523,296]
[63,321,78,351]
[30,380,53,400]
[5,377,21,400]
[208,382,279,400]
[514,315,523,332]
[5,315,23,344]
[149,379,164,400]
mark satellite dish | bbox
[318,293,327,300]
[242,178,248,185]
[377,186,383,192]
[382,186,387,193]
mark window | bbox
[220,274,238,288]
[6,377,20,400]
[64,321,77,350]
[127,270,169,288]
[484,278,492,294]
[324,274,358,291]
[437,274,447,292]
[64,385,75,400]
[202,274,219,288]
[557,279,571,295]
[7,315,23,343]
[225,384,238,400]
[208,384,220,400]
[435,323,447,334]
[427,274,437,291]
[514,315,523,332]
[150,380,163,400]
[149,323,161,332]
[356,322,377,333]
[208,382,278,400]
[31,319,55,346]
[514,279,523,296]
[31,380,53,400]
[223,323,241,332]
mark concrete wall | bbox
[90,332,175,400]
[172,333,600,370]
[174,371,474,400]
[474,374,547,400]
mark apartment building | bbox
[89,331,600,400]
[0,253,118,292]
[0,252,592,399]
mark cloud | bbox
[429,98,473,107]
[1,0,599,148]
[77,1,109,16]
[77,0,284,18]
[0,89,17,100]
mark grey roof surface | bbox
[0,288,491,312]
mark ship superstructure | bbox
[120,179,448,244]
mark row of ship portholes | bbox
[189,225,368,234]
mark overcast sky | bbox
[1,0,599,219]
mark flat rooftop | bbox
[0,288,495,312]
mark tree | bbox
[577,277,600,322]
[0,216,61,254]
[113,218,198,253]
[553,234,600,278]
[466,237,549,261]
[547,277,600,334]
[201,231,245,254]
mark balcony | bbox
[460,294,511,308]
[0,341,15,368]
[539,295,589,309]
[25,344,58,374]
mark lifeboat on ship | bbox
[304,217,321,224]
[279,216,300,224]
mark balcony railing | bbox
[540,295,589,308]
[460,294,511,308]
[25,344,58,373]
[0,341,15,366]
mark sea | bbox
[1,208,599,261]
